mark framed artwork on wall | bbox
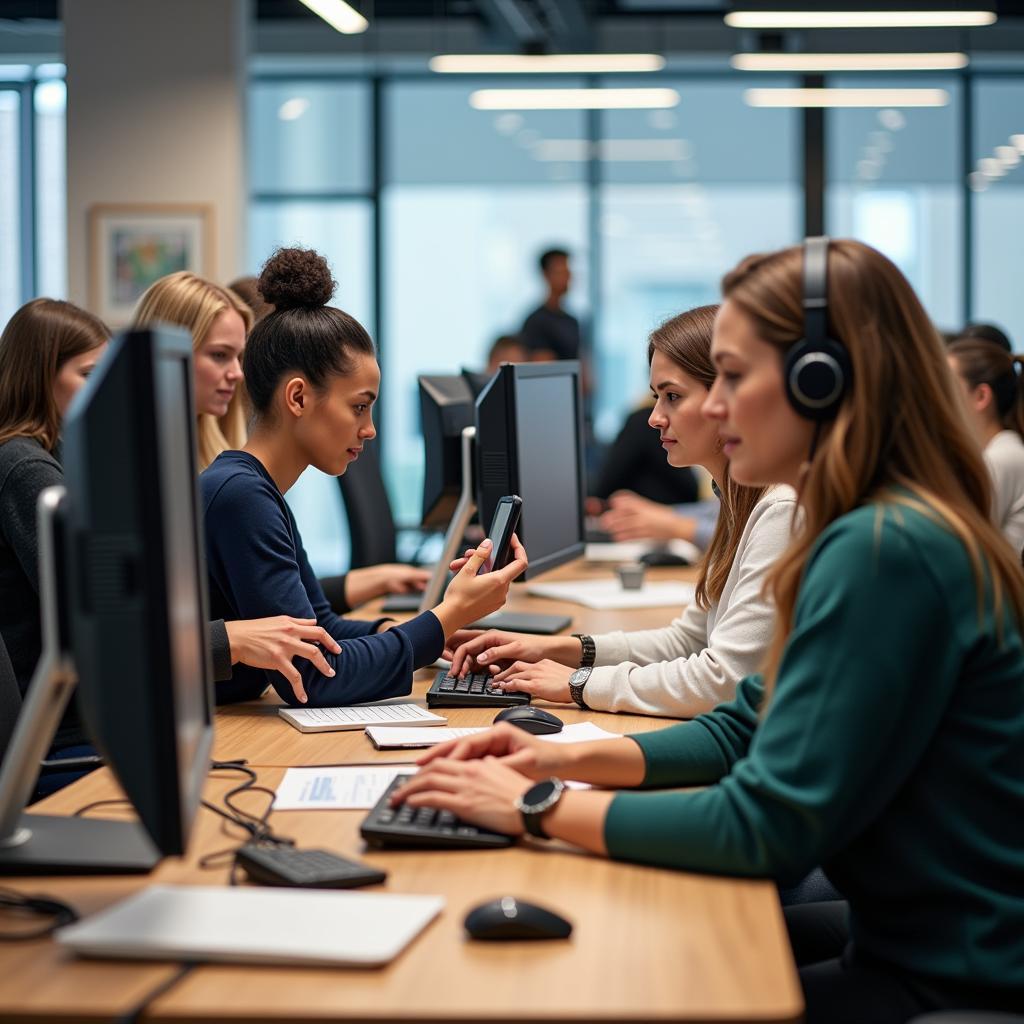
[88,203,214,325]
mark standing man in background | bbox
[521,248,581,361]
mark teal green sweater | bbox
[605,500,1024,989]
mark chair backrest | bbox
[0,634,23,767]
[337,444,398,568]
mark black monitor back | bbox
[475,362,585,579]
[419,374,474,529]
[62,326,213,857]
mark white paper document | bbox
[365,720,622,750]
[274,765,417,810]
[366,726,485,749]
[527,578,696,610]
[279,702,446,733]
[585,539,702,564]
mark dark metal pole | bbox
[802,73,825,237]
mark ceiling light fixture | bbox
[725,9,996,29]
[430,54,665,73]
[731,52,968,72]
[297,0,368,35]
[745,87,950,108]
[470,88,680,110]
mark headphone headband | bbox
[802,235,829,347]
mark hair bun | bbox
[258,247,336,311]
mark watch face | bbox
[523,779,557,811]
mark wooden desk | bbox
[0,560,804,1024]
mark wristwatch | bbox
[515,777,566,839]
[568,667,592,710]
[572,633,596,668]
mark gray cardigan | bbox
[0,436,232,745]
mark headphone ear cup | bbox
[784,337,852,421]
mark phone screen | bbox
[479,496,521,574]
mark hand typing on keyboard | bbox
[389,757,533,838]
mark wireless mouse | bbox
[464,896,572,941]
[492,705,564,735]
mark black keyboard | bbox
[361,775,514,849]
[425,670,531,708]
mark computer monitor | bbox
[0,326,213,873]
[461,367,493,399]
[418,374,475,529]
[475,361,586,580]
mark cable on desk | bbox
[0,885,79,940]
[113,961,195,1024]
[200,760,293,884]
[73,797,131,817]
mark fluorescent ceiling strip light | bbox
[470,88,680,110]
[731,52,968,72]
[298,0,368,34]
[745,87,950,108]
[431,54,665,73]
[725,10,996,29]
[531,139,691,161]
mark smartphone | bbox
[479,495,523,574]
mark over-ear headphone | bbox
[783,236,852,421]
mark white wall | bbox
[63,0,247,312]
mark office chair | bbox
[909,1016,1024,1023]
[0,634,101,783]
[336,443,398,568]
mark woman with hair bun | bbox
[201,247,528,708]
[948,338,1024,551]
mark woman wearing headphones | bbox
[947,338,1024,552]
[449,305,796,720]
[396,239,1024,1022]
[200,246,527,708]
[132,273,429,612]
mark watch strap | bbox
[568,667,592,710]
[572,633,596,668]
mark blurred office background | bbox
[2,1,1023,572]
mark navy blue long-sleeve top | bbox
[200,451,443,706]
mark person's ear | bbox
[283,377,307,418]
[973,382,994,415]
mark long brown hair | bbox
[721,240,1024,695]
[132,272,254,470]
[0,298,109,450]
[948,338,1024,440]
[647,304,767,609]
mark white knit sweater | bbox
[583,485,796,718]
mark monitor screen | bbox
[63,326,213,857]
[418,374,474,529]
[475,362,585,579]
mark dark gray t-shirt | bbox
[521,304,581,361]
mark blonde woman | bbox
[132,271,428,610]
[397,240,1024,1023]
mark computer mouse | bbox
[464,896,572,941]
[492,706,564,735]
[639,549,691,567]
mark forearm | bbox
[559,736,647,788]
[540,790,616,855]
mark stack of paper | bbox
[527,578,696,610]
[274,765,417,810]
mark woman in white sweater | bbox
[450,304,796,718]
[948,338,1024,553]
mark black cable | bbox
[0,885,78,941]
[73,798,131,817]
[200,761,294,884]
[113,961,195,1024]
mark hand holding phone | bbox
[479,495,523,574]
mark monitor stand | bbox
[0,487,159,875]
[418,429,571,636]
